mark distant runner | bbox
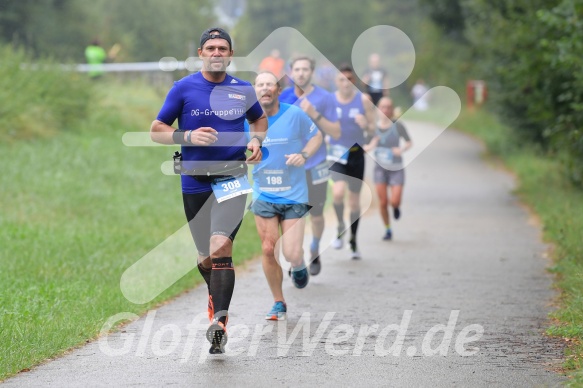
[329,64,375,259]
[364,97,412,240]
[280,56,340,276]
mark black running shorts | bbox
[305,169,328,217]
[182,191,247,257]
[329,147,365,193]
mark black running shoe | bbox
[393,207,401,220]
[349,238,361,260]
[309,251,321,276]
[206,319,228,354]
[291,266,309,289]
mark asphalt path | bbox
[2,121,565,387]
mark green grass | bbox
[0,79,261,380]
[0,45,92,142]
[451,107,583,383]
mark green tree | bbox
[418,0,466,41]
[0,0,89,59]
[299,0,370,64]
[0,0,36,46]
[536,0,583,183]
[462,0,554,142]
[423,0,583,184]
[232,0,303,56]
[82,0,216,62]
[0,0,216,62]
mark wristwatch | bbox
[300,151,309,160]
[251,135,263,148]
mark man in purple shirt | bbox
[150,27,267,354]
[280,56,340,277]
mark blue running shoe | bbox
[291,266,309,289]
[383,229,392,241]
[265,301,287,321]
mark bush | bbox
[0,45,93,141]
[455,0,583,186]
[537,0,583,185]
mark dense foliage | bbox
[422,0,583,185]
[0,0,216,62]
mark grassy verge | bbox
[413,106,583,382]
[0,78,262,380]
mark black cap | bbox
[200,27,232,50]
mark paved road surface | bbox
[2,122,565,387]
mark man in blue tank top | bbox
[328,64,375,259]
[150,27,267,354]
[279,56,340,276]
[246,71,322,320]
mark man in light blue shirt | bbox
[247,71,322,320]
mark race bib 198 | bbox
[256,169,291,192]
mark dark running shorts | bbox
[305,169,328,217]
[182,191,247,257]
[329,147,365,193]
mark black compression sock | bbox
[197,262,212,291]
[210,257,235,325]
[350,210,360,241]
